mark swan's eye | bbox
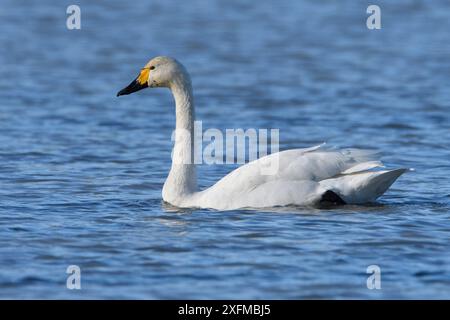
[149,66,155,70]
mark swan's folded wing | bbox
[340,160,384,174]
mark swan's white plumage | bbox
[181,146,405,210]
[118,56,406,210]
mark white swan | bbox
[117,56,406,210]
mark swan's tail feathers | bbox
[319,168,408,204]
[362,168,407,201]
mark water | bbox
[0,0,449,299]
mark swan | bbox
[117,56,406,210]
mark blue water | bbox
[0,0,449,299]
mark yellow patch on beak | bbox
[137,68,150,85]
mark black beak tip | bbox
[117,78,148,97]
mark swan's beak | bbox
[116,78,148,96]
[117,68,149,96]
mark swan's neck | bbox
[162,75,198,202]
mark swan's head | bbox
[117,56,188,96]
